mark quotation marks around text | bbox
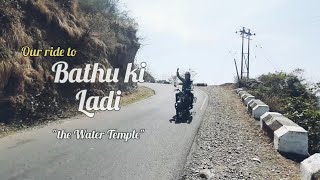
[52,129,146,142]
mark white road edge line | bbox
[200,96,207,110]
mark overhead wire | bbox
[252,39,279,72]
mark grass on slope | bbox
[121,86,155,106]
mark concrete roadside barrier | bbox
[274,125,308,156]
[300,153,320,180]
[244,96,255,106]
[235,88,244,94]
[260,112,284,137]
[247,99,255,109]
[238,90,247,98]
[234,88,310,161]
[247,99,269,119]
[241,93,255,105]
[260,112,309,156]
[241,93,251,101]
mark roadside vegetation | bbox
[120,86,155,106]
[237,69,320,154]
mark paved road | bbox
[0,83,208,180]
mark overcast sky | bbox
[121,0,320,85]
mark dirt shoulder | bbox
[181,85,300,180]
[0,86,155,138]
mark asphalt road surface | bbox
[0,83,208,180]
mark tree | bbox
[78,0,119,14]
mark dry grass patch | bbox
[120,86,155,106]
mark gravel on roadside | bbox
[181,85,300,180]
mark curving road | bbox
[0,83,208,180]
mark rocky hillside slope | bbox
[0,0,140,124]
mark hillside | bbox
[0,0,140,125]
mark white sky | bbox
[121,0,320,85]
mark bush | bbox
[78,0,119,14]
[238,70,320,154]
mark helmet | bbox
[185,72,191,78]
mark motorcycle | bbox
[174,85,197,122]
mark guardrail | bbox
[235,88,319,179]
[235,88,309,158]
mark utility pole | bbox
[236,27,255,80]
[234,58,240,82]
[240,30,244,80]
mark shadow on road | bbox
[169,112,196,124]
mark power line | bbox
[311,15,320,23]
[253,40,279,72]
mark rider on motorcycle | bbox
[176,68,194,109]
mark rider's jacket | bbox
[177,72,192,92]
